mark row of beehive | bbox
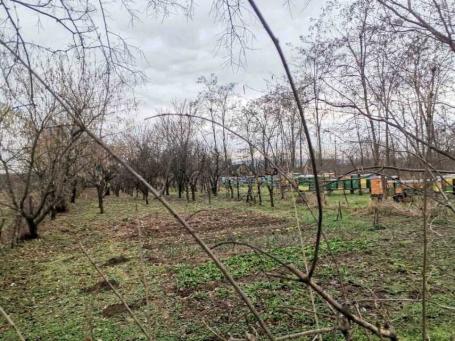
[221,174,455,196]
[300,175,455,196]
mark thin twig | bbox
[78,241,152,340]
[202,319,229,341]
[276,305,333,319]
[422,169,429,340]
[246,0,323,280]
[275,327,336,340]
[290,188,322,340]
[136,216,153,334]
[0,305,26,341]
[431,303,455,311]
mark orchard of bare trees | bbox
[1,1,454,340]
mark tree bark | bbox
[267,177,274,208]
[257,178,262,205]
[24,218,38,240]
[191,184,196,201]
[70,182,77,203]
[97,184,104,214]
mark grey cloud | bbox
[121,2,326,116]
[18,1,327,117]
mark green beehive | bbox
[351,175,360,190]
[343,178,352,190]
[298,177,315,191]
[325,180,338,190]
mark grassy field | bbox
[1,189,454,340]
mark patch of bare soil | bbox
[101,298,146,317]
[82,279,119,293]
[102,255,129,267]
[115,208,288,241]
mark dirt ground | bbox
[115,207,288,240]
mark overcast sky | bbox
[14,1,326,118]
[108,1,327,117]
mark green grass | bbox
[175,238,374,288]
[1,189,454,340]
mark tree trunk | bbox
[191,184,196,201]
[358,173,363,195]
[70,183,77,203]
[25,218,39,240]
[49,192,57,220]
[165,181,170,196]
[211,178,218,196]
[97,184,104,214]
[56,196,68,213]
[246,183,253,203]
[267,177,274,208]
[50,207,57,220]
[257,179,262,205]
[178,183,183,198]
[381,175,388,200]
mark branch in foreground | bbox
[78,241,152,340]
[0,305,26,341]
[349,165,455,174]
[246,0,323,280]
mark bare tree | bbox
[0,60,106,238]
[378,0,455,52]
[197,74,236,195]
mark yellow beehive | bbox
[433,181,442,192]
[300,184,309,192]
[442,177,454,191]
